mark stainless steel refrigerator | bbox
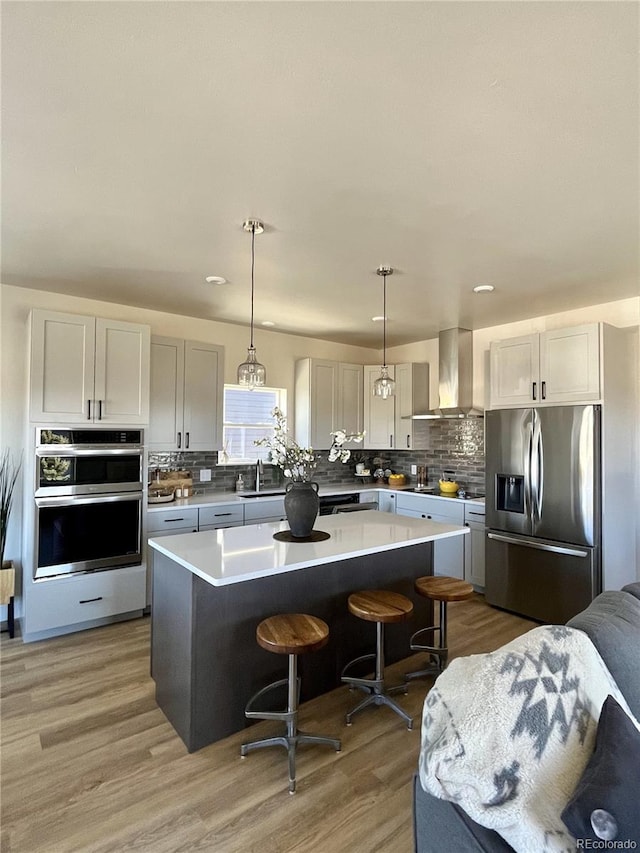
[485,405,601,623]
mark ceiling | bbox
[2,1,638,348]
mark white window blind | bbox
[221,385,286,464]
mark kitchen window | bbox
[220,385,287,464]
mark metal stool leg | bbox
[342,622,413,730]
[405,599,449,682]
[241,653,341,793]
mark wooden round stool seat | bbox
[341,589,414,729]
[242,612,340,794]
[256,613,329,655]
[414,576,474,603]
[347,589,414,624]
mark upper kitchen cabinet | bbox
[363,365,395,449]
[363,363,429,450]
[148,336,224,451]
[489,323,600,408]
[29,309,150,425]
[394,362,429,450]
[294,358,363,448]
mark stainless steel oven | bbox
[33,429,144,579]
[35,428,143,497]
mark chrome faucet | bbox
[255,459,263,492]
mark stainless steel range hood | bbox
[410,327,484,419]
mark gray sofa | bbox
[413,582,640,853]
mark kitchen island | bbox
[149,511,468,752]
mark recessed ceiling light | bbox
[371,316,386,322]
[473,284,495,293]
[205,275,228,285]
[261,320,275,327]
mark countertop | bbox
[148,510,469,587]
[147,482,485,512]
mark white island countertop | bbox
[148,510,468,587]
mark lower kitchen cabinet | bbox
[395,493,465,579]
[198,504,244,530]
[377,491,397,513]
[24,565,146,636]
[243,497,287,525]
[464,504,486,589]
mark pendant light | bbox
[373,265,396,398]
[237,219,267,388]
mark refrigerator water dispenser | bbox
[496,475,524,513]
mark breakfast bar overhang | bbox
[149,511,468,752]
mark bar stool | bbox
[240,613,341,794]
[405,576,474,682]
[341,589,414,729]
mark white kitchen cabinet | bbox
[363,365,396,449]
[243,497,287,524]
[394,362,429,449]
[294,358,363,448]
[338,362,364,437]
[148,336,224,451]
[24,565,146,636]
[363,363,428,450]
[395,493,465,578]
[377,491,397,513]
[29,309,150,425]
[489,324,600,408]
[464,504,486,589]
[147,507,199,535]
[198,504,244,530]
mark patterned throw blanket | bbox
[419,625,632,853]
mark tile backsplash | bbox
[148,417,485,496]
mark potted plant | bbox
[1,449,22,570]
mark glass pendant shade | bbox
[373,265,395,398]
[373,365,396,398]
[237,346,266,387]
[236,219,266,388]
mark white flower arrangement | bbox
[255,408,365,482]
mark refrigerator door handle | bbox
[524,416,533,520]
[487,532,589,558]
[532,411,543,523]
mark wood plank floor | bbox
[0,596,536,853]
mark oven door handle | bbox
[35,492,142,508]
[36,447,142,457]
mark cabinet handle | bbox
[541,381,546,400]
[532,382,537,400]
[79,597,103,604]
[390,434,393,447]
[214,512,232,517]
[87,399,92,420]
[177,432,182,449]
[467,512,485,517]
[163,517,186,523]
[406,435,410,448]
[98,399,103,420]
[186,432,190,449]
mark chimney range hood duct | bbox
[411,328,484,419]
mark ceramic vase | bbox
[284,480,319,538]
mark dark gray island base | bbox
[151,543,434,752]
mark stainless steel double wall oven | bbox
[34,428,144,580]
